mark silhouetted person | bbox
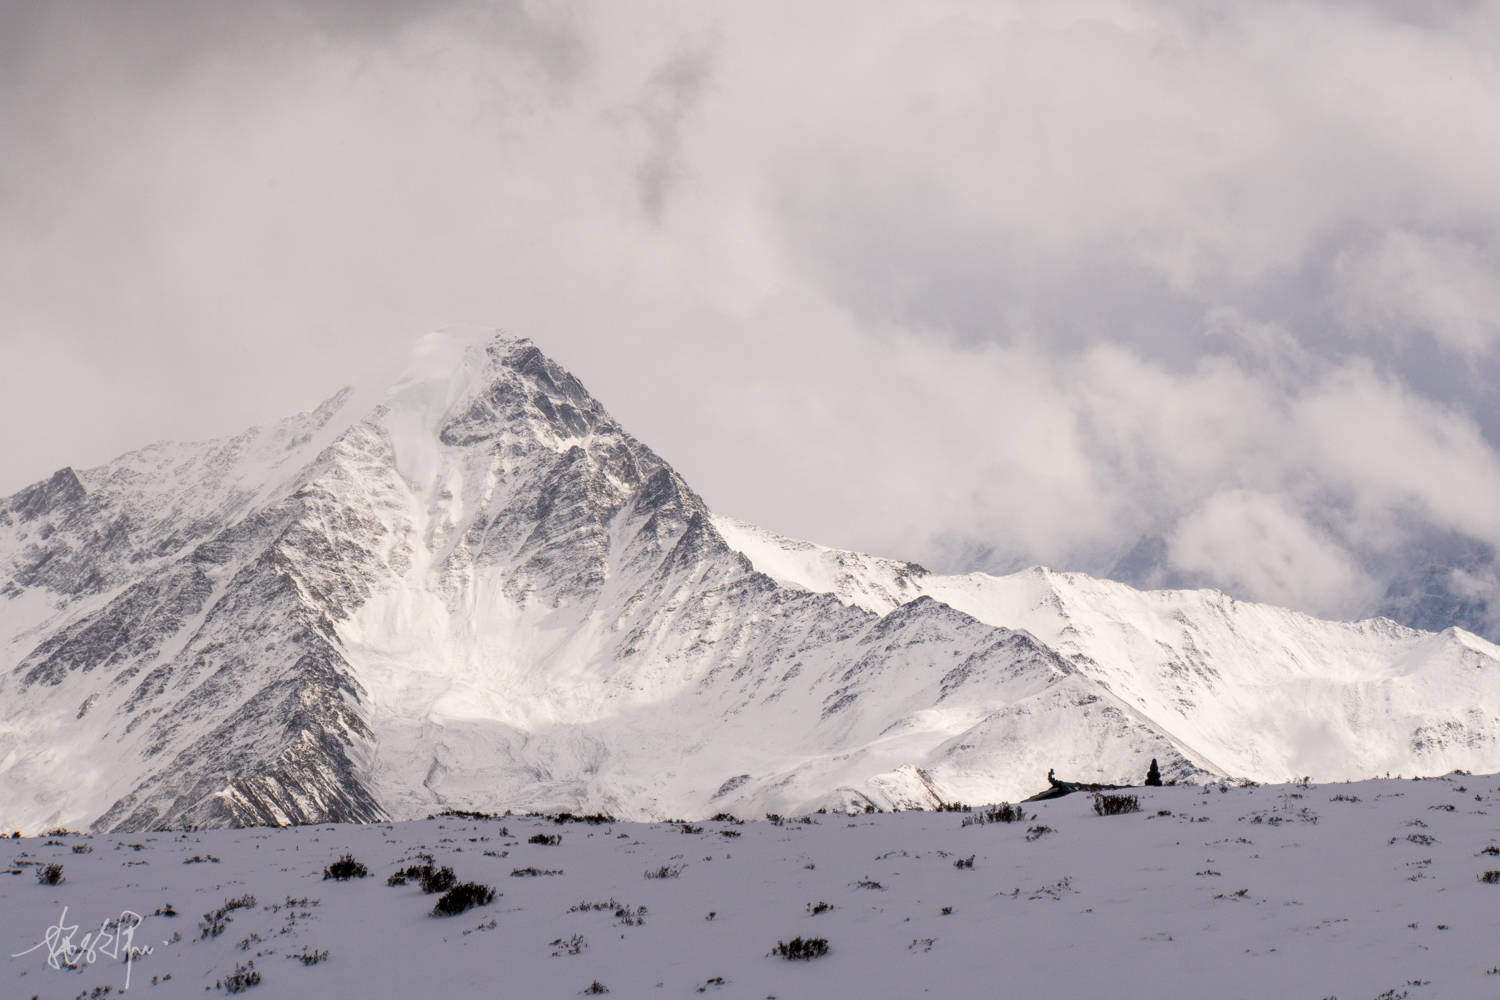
[1145,758,1162,786]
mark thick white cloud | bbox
[2,0,1499,624]
[1168,489,1377,620]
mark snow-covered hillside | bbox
[717,518,1500,783]
[3,331,1500,834]
[3,774,1499,999]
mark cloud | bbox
[633,40,717,221]
[1168,489,1378,620]
[3,0,1500,630]
[1334,230,1500,358]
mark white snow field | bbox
[4,774,1499,999]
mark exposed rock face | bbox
[3,333,1498,833]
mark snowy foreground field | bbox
[5,776,1500,999]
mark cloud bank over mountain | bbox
[3,1,1498,630]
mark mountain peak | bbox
[4,466,86,523]
[6,332,1500,833]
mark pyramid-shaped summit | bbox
[4,332,1500,831]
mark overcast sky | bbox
[4,1,1500,622]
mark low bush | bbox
[644,865,684,879]
[568,898,620,912]
[1480,871,1500,884]
[613,904,647,926]
[421,865,458,894]
[35,863,64,885]
[222,961,260,993]
[388,863,459,893]
[200,895,257,940]
[1093,794,1141,816]
[551,812,615,825]
[429,809,500,821]
[528,833,561,846]
[388,856,444,887]
[432,881,496,916]
[960,803,1028,826]
[322,854,368,881]
[773,936,830,960]
[549,933,586,956]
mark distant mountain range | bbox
[4,333,1499,832]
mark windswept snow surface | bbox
[4,330,1500,834]
[4,775,1500,999]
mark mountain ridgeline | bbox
[3,334,1499,832]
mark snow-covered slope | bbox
[3,331,1498,834]
[714,518,1500,784]
[4,775,1500,1000]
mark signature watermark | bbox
[11,906,153,990]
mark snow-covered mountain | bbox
[3,333,1499,833]
[716,519,1500,782]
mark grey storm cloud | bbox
[3,0,1500,631]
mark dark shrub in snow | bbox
[429,809,500,821]
[222,961,260,993]
[552,812,614,825]
[389,863,459,893]
[773,936,830,960]
[35,863,63,885]
[431,881,496,916]
[322,854,368,880]
[420,865,458,894]
[961,803,1029,826]
[1093,793,1141,816]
